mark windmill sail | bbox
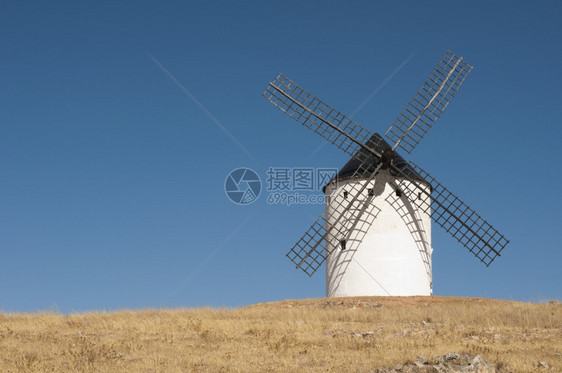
[263,74,379,158]
[286,213,328,276]
[393,162,509,266]
[385,50,473,154]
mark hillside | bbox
[0,296,560,372]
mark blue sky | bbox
[1,1,561,312]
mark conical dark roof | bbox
[324,133,426,191]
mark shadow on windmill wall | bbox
[386,181,433,289]
[325,179,384,296]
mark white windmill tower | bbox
[323,134,433,297]
[263,51,509,297]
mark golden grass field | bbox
[0,296,560,372]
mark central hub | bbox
[381,148,394,169]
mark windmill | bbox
[262,51,509,297]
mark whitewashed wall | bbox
[325,170,433,297]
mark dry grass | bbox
[0,296,560,372]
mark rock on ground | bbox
[375,353,496,373]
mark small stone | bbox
[459,354,471,364]
[538,361,549,369]
[432,363,446,372]
[493,334,501,340]
[444,352,459,361]
[470,355,496,373]
[416,355,428,364]
[471,335,480,341]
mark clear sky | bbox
[1,1,561,313]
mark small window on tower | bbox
[396,189,402,197]
[368,189,374,197]
[343,190,349,199]
[418,192,422,200]
[340,239,347,251]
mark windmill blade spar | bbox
[263,74,380,158]
[392,162,509,266]
[286,213,328,276]
[386,50,473,154]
